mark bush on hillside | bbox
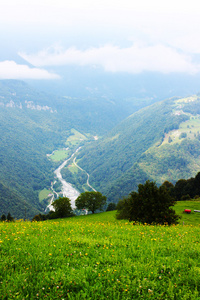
[116,180,180,225]
[106,203,116,211]
[181,194,191,201]
[32,214,45,222]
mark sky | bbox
[1,0,200,80]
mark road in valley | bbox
[73,157,96,192]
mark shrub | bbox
[181,194,191,200]
[32,214,42,222]
[106,203,116,211]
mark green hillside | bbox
[77,96,200,203]
[1,208,200,299]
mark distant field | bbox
[48,149,69,162]
[161,96,200,146]
[38,188,52,202]
[1,205,200,299]
[66,128,87,146]
[162,115,200,146]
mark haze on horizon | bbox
[1,0,200,98]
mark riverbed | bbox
[46,148,81,211]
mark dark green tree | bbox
[7,212,14,222]
[173,179,188,200]
[116,180,180,225]
[52,197,74,218]
[75,191,107,214]
[161,181,174,196]
[0,214,6,221]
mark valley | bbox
[1,79,200,218]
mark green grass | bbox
[1,207,200,299]
[160,96,200,146]
[161,115,200,146]
[174,200,200,226]
[38,189,52,202]
[175,95,199,104]
[68,163,79,174]
[49,149,70,162]
[66,129,87,146]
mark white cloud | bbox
[3,0,200,77]
[0,61,60,80]
[20,44,200,74]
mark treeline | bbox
[2,171,200,221]
[165,171,200,200]
[32,192,107,221]
[0,212,14,222]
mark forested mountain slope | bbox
[77,96,200,203]
[0,90,63,218]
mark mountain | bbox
[0,79,159,218]
[76,95,200,203]
[2,79,200,218]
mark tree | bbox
[116,180,180,225]
[52,197,74,218]
[0,214,6,221]
[7,212,14,222]
[168,136,172,143]
[179,132,187,139]
[75,191,107,214]
[161,181,174,196]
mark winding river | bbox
[46,147,81,211]
[46,146,96,212]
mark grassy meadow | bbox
[38,189,52,202]
[48,149,70,162]
[66,129,87,146]
[1,204,200,299]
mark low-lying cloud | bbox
[0,61,60,80]
[20,44,200,74]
